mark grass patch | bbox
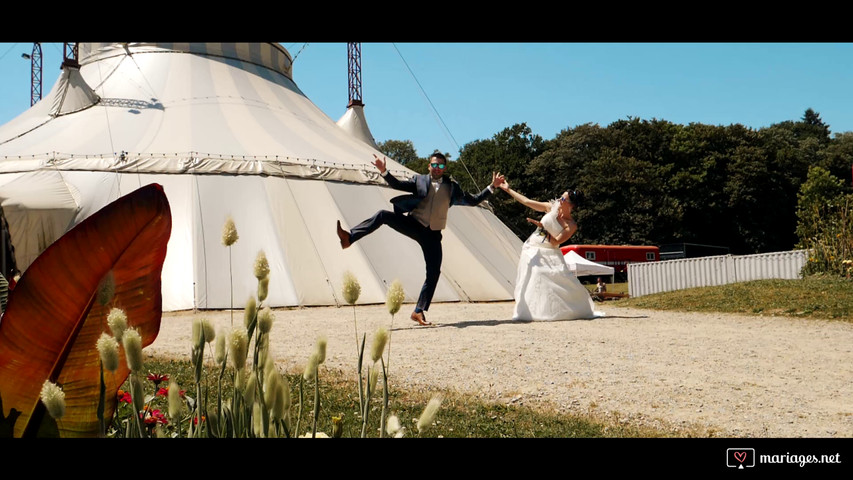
[620,276,853,321]
[122,358,684,438]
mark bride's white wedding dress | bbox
[512,202,603,321]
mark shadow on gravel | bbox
[391,314,649,330]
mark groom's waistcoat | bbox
[410,181,452,230]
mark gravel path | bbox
[145,302,853,438]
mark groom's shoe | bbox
[336,220,351,249]
[410,310,432,326]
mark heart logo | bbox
[734,452,747,463]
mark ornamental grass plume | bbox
[122,328,143,373]
[39,380,65,420]
[244,372,257,407]
[258,277,269,302]
[107,308,128,343]
[386,414,402,437]
[201,318,216,343]
[167,380,182,421]
[341,271,361,305]
[191,318,204,349]
[215,328,227,364]
[303,352,319,382]
[258,306,274,334]
[386,279,405,315]
[315,336,327,364]
[417,395,443,434]
[221,216,239,246]
[96,332,120,372]
[228,327,249,371]
[244,296,257,329]
[254,250,270,280]
[370,327,388,364]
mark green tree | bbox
[377,139,420,166]
[456,124,545,238]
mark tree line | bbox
[379,109,853,255]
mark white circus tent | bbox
[0,43,522,311]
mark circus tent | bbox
[0,43,522,311]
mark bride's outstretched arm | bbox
[498,180,550,212]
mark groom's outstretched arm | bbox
[373,154,417,193]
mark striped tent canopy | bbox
[0,43,521,311]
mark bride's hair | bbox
[556,190,583,208]
[568,190,583,208]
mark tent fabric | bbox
[0,43,522,311]
[336,105,379,149]
[563,250,614,277]
[49,66,100,117]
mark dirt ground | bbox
[145,301,853,438]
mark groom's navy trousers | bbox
[349,210,442,312]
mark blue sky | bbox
[2,43,853,159]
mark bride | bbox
[499,180,602,321]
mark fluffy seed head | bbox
[167,380,182,421]
[214,328,227,364]
[244,371,256,407]
[303,352,319,381]
[371,327,389,364]
[107,308,128,343]
[315,336,327,364]
[243,296,257,329]
[386,414,402,436]
[417,395,443,433]
[258,307,274,334]
[96,333,120,372]
[221,216,239,246]
[254,250,270,280]
[122,328,143,372]
[258,277,269,302]
[386,279,405,315]
[39,380,65,420]
[341,271,361,305]
[201,318,215,343]
[228,327,249,371]
[191,318,204,349]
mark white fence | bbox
[627,250,808,297]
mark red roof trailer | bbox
[560,245,660,274]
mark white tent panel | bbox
[263,177,335,306]
[191,175,300,309]
[290,179,386,305]
[0,170,80,270]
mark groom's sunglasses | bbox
[430,163,446,169]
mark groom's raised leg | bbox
[336,220,351,249]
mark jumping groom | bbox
[337,153,504,326]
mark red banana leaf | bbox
[0,183,171,437]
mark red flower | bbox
[147,373,169,387]
[142,409,169,425]
[156,386,186,398]
[116,389,132,404]
[193,415,206,425]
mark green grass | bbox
[119,358,697,438]
[619,276,853,321]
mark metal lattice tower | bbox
[29,43,42,106]
[347,42,363,108]
[63,42,79,68]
